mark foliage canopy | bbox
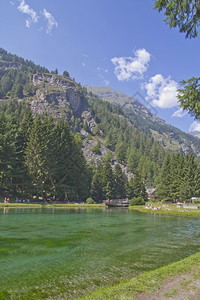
[154,0,200,39]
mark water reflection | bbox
[3,207,9,215]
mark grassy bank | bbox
[1,203,200,216]
[0,203,105,209]
[78,252,200,300]
[130,204,200,217]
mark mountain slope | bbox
[1,47,200,201]
[85,85,200,155]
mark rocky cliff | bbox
[0,60,20,69]
[28,74,133,177]
[30,73,88,119]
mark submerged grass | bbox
[0,203,199,299]
[78,252,200,300]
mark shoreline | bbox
[130,205,200,217]
[78,252,200,299]
[1,203,200,217]
[0,203,105,209]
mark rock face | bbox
[28,75,134,178]
[30,74,87,119]
[0,60,20,69]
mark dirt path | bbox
[134,266,200,300]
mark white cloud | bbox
[42,9,58,34]
[81,53,89,58]
[189,121,200,132]
[172,108,187,118]
[82,62,86,67]
[17,1,58,34]
[25,19,30,28]
[111,48,151,81]
[18,0,38,25]
[104,80,110,86]
[9,1,15,6]
[98,73,110,86]
[144,74,178,108]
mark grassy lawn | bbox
[130,203,200,217]
[0,203,105,208]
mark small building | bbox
[146,188,156,200]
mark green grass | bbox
[164,288,177,298]
[129,204,200,217]
[78,252,200,300]
[0,203,105,208]
[180,279,192,288]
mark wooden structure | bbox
[104,199,129,207]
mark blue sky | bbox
[1,0,200,133]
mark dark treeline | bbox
[91,159,146,202]
[0,99,147,202]
[0,100,91,200]
[1,97,200,202]
[157,152,200,201]
[88,93,165,187]
[0,48,49,99]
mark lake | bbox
[0,207,199,299]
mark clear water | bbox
[0,207,200,299]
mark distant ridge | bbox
[85,85,200,156]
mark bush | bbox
[92,142,101,154]
[86,197,95,204]
[129,197,145,206]
[149,199,157,203]
[194,200,200,204]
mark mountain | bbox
[1,47,200,202]
[85,85,200,156]
[189,131,200,139]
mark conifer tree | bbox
[156,153,172,200]
[102,160,115,199]
[170,153,185,199]
[91,162,104,201]
[128,170,146,200]
[25,116,51,196]
[113,164,127,199]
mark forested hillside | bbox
[0,48,200,202]
[85,86,200,155]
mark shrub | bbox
[149,199,157,203]
[92,141,101,154]
[86,197,95,204]
[129,197,145,206]
[194,200,200,204]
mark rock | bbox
[0,60,20,69]
[30,74,87,118]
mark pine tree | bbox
[25,116,51,196]
[113,164,127,199]
[170,153,185,199]
[128,170,146,200]
[91,163,104,201]
[0,112,19,192]
[102,160,115,199]
[156,153,172,200]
